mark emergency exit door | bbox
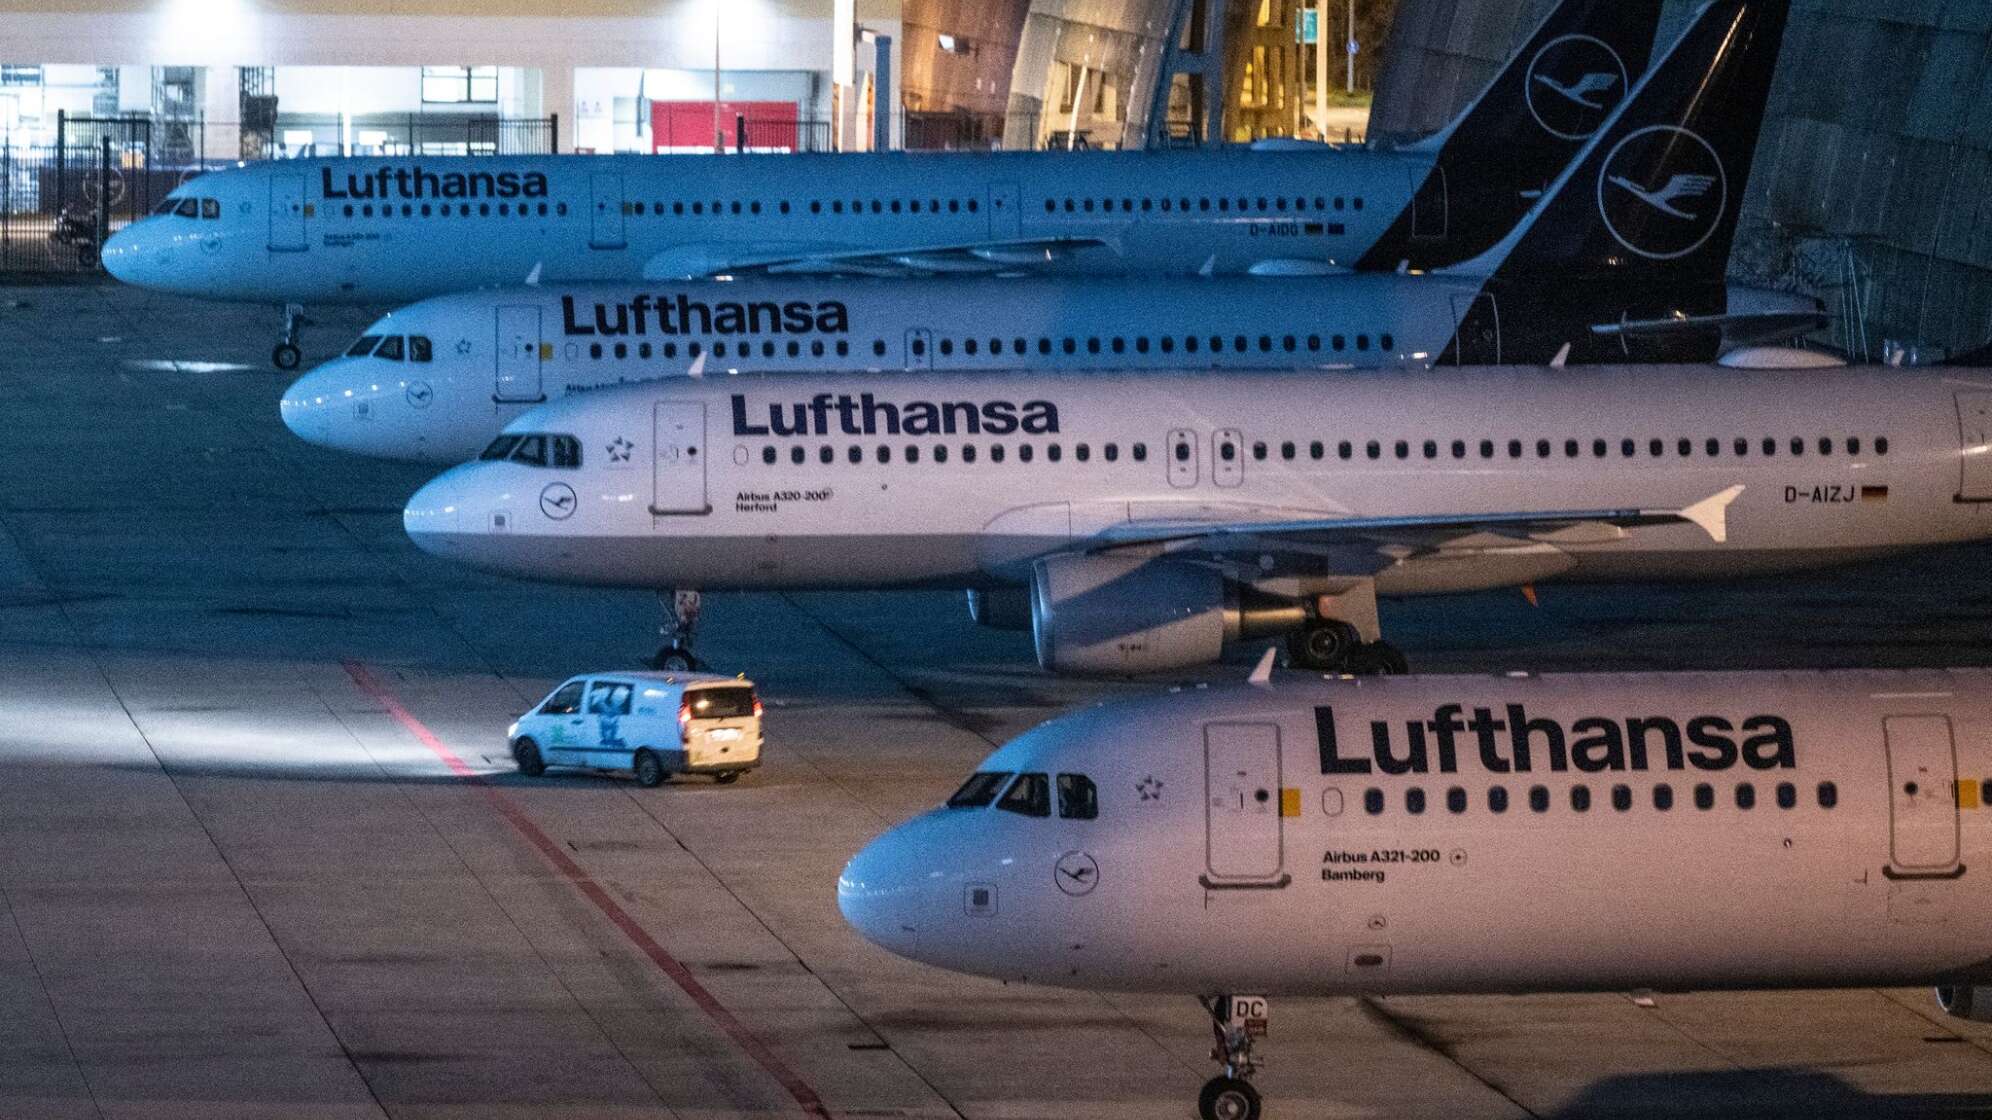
[1956,393,1992,500]
[494,305,544,402]
[651,402,710,515]
[988,182,1021,238]
[1884,715,1960,874]
[1203,722,1288,888]
[590,173,627,249]
[1167,428,1199,488]
[268,173,306,251]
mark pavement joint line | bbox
[0,887,107,1120]
[342,657,835,1119]
[1358,997,1543,1119]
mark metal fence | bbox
[0,131,149,273]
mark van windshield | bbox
[686,686,756,719]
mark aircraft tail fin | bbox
[1357,0,1665,270]
[1443,0,1790,286]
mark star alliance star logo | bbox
[1136,775,1164,802]
[455,338,472,356]
[607,436,634,463]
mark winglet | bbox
[687,351,708,378]
[524,261,542,286]
[1248,646,1278,687]
[1197,253,1217,279]
[1680,484,1744,543]
[1549,342,1572,368]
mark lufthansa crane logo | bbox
[1525,35,1628,140]
[539,482,577,520]
[1054,850,1099,896]
[1596,125,1728,261]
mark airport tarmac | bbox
[2,282,1992,1119]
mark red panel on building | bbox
[651,101,799,153]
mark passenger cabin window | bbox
[997,772,1051,818]
[947,771,1012,809]
[1057,773,1098,820]
[538,681,584,715]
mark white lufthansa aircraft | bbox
[282,0,1809,466]
[838,665,1992,1119]
[399,361,1992,674]
[103,0,1662,368]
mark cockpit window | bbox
[1057,773,1098,820]
[154,197,181,216]
[947,771,1012,809]
[509,435,548,466]
[201,198,220,219]
[997,772,1051,818]
[375,335,405,361]
[174,198,200,218]
[479,434,521,461]
[552,435,581,468]
[409,335,433,363]
[346,335,382,358]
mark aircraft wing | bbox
[1081,485,1742,576]
[643,235,1114,279]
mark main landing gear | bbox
[1284,582,1406,675]
[1288,622,1408,675]
[272,303,308,371]
[1198,995,1265,1120]
[649,589,706,672]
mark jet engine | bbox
[1936,986,1992,1023]
[1029,553,1302,675]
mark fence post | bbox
[54,108,66,221]
[735,113,746,153]
[96,135,111,269]
[549,113,559,154]
[2,132,9,271]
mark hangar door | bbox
[1203,722,1288,888]
[650,402,709,516]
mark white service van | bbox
[509,671,763,786]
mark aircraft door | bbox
[1213,429,1244,487]
[1202,722,1288,888]
[590,173,627,249]
[1411,165,1448,241]
[1884,715,1961,875]
[494,305,545,403]
[268,173,306,252]
[1449,293,1501,365]
[989,182,1021,238]
[1955,393,1992,501]
[651,402,711,516]
[1167,428,1199,488]
[905,328,932,370]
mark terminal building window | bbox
[422,65,499,104]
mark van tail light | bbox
[678,698,693,727]
[752,695,764,718]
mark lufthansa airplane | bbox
[283,0,1809,466]
[839,665,1992,1119]
[400,361,1992,674]
[103,0,1661,368]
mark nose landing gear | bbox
[272,303,309,370]
[650,589,706,671]
[1199,995,1266,1120]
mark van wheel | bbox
[633,749,667,788]
[513,738,545,777]
[713,771,741,785]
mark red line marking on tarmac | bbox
[342,660,833,1119]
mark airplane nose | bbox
[838,824,939,963]
[279,370,335,448]
[403,469,465,552]
[100,225,143,284]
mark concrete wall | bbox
[1371,0,1992,357]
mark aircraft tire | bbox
[652,645,699,672]
[272,343,302,371]
[633,749,667,788]
[1197,1076,1261,1120]
[1289,622,1360,670]
[512,738,545,777]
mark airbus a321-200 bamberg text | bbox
[840,663,1992,1119]
[101,0,1659,367]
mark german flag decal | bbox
[1860,485,1889,503]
